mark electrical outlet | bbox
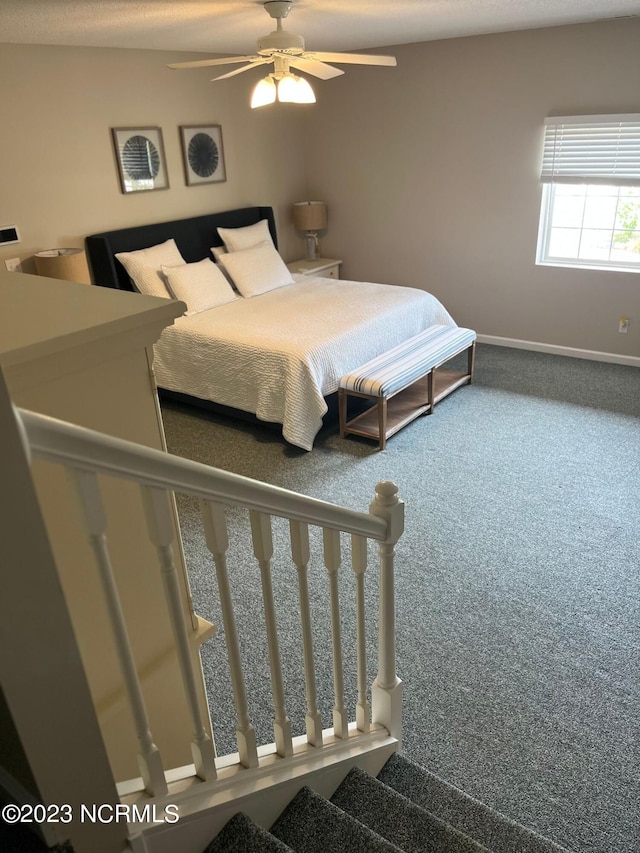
[619,316,629,334]
[4,257,22,272]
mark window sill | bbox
[536,259,640,275]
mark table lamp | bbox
[35,248,91,284]
[293,201,327,261]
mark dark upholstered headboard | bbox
[85,206,278,291]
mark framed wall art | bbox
[180,124,226,186]
[111,127,169,194]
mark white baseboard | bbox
[477,334,640,368]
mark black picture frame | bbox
[111,127,169,194]
[180,124,227,186]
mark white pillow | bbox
[210,245,227,263]
[219,241,294,298]
[209,247,237,288]
[161,259,238,315]
[217,219,274,253]
[116,239,184,298]
[214,261,235,287]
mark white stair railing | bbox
[324,527,348,739]
[290,520,324,747]
[72,467,168,797]
[17,406,405,805]
[352,534,371,734]
[142,485,218,782]
[250,509,294,758]
[202,500,259,769]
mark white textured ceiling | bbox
[1,0,638,55]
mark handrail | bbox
[16,403,404,799]
[17,408,389,541]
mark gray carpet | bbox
[377,755,569,853]
[203,811,293,852]
[271,784,403,852]
[204,754,572,852]
[329,765,492,852]
[160,344,640,853]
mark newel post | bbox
[369,480,404,749]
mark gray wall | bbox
[1,19,639,357]
[0,43,307,267]
[303,19,640,356]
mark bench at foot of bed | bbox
[338,325,477,450]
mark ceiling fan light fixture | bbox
[277,73,315,104]
[251,75,277,108]
[168,0,396,106]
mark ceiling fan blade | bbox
[289,57,344,80]
[212,60,270,81]
[168,55,260,70]
[308,52,397,67]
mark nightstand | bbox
[287,258,342,279]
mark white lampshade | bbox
[35,248,91,284]
[251,76,277,109]
[277,74,316,104]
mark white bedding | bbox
[153,275,455,450]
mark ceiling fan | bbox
[167,0,397,106]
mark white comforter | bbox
[154,275,455,450]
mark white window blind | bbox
[541,114,640,186]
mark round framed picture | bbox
[180,124,227,186]
[111,127,169,194]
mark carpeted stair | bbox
[204,811,293,852]
[203,754,573,853]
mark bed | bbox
[86,206,455,451]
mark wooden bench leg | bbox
[378,397,387,450]
[468,341,476,383]
[427,369,435,414]
[339,388,347,438]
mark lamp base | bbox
[305,232,319,261]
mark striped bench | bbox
[339,325,476,449]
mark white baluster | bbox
[290,521,323,747]
[323,528,348,739]
[72,470,167,796]
[141,486,217,781]
[369,481,404,748]
[250,511,293,757]
[352,535,370,733]
[201,501,258,769]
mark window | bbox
[536,115,640,273]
